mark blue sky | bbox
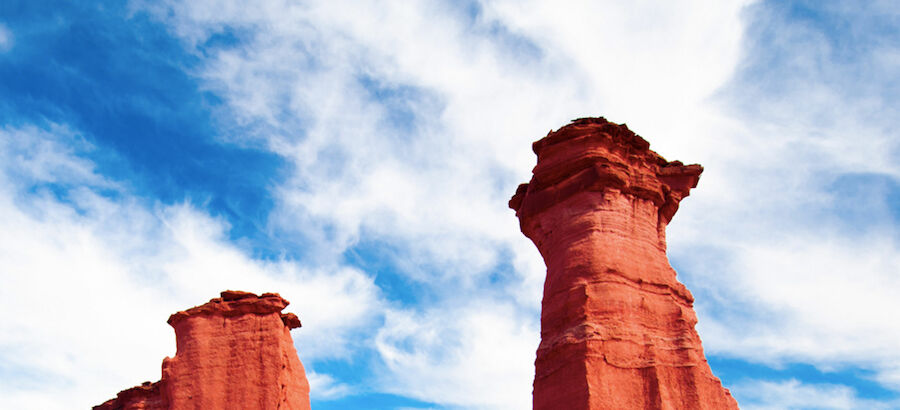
[0,1,898,409]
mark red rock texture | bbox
[510,118,738,410]
[95,290,311,410]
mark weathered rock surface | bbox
[511,118,738,410]
[95,290,311,410]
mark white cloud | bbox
[375,302,537,410]
[0,124,382,409]
[0,124,115,188]
[730,379,899,410]
[660,2,900,395]
[307,371,351,400]
[683,235,900,389]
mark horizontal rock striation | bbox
[95,290,310,410]
[511,118,738,410]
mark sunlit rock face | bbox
[511,118,738,410]
[94,290,310,410]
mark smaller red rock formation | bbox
[95,290,311,410]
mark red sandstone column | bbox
[510,118,738,410]
[95,290,311,410]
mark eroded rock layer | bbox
[95,290,311,410]
[510,118,738,410]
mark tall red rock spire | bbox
[510,118,738,409]
[94,290,311,410]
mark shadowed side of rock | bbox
[511,117,738,410]
[94,290,311,410]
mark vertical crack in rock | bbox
[511,118,739,410]
[94,291,311,410]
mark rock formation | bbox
[95,290,311,410]
[510,118,738,410]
